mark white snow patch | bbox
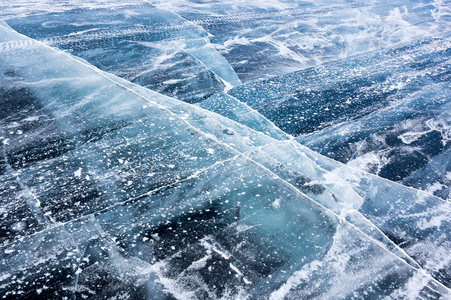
[74,167,82,178]
[271,198,281,209]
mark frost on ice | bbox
[0,1,451,300]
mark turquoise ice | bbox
[1,21,450,299]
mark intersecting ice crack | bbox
[1,3,451,299]
[1,127,52,226]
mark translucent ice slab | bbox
[0,23,450,299]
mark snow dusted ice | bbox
[0,1,450,299]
